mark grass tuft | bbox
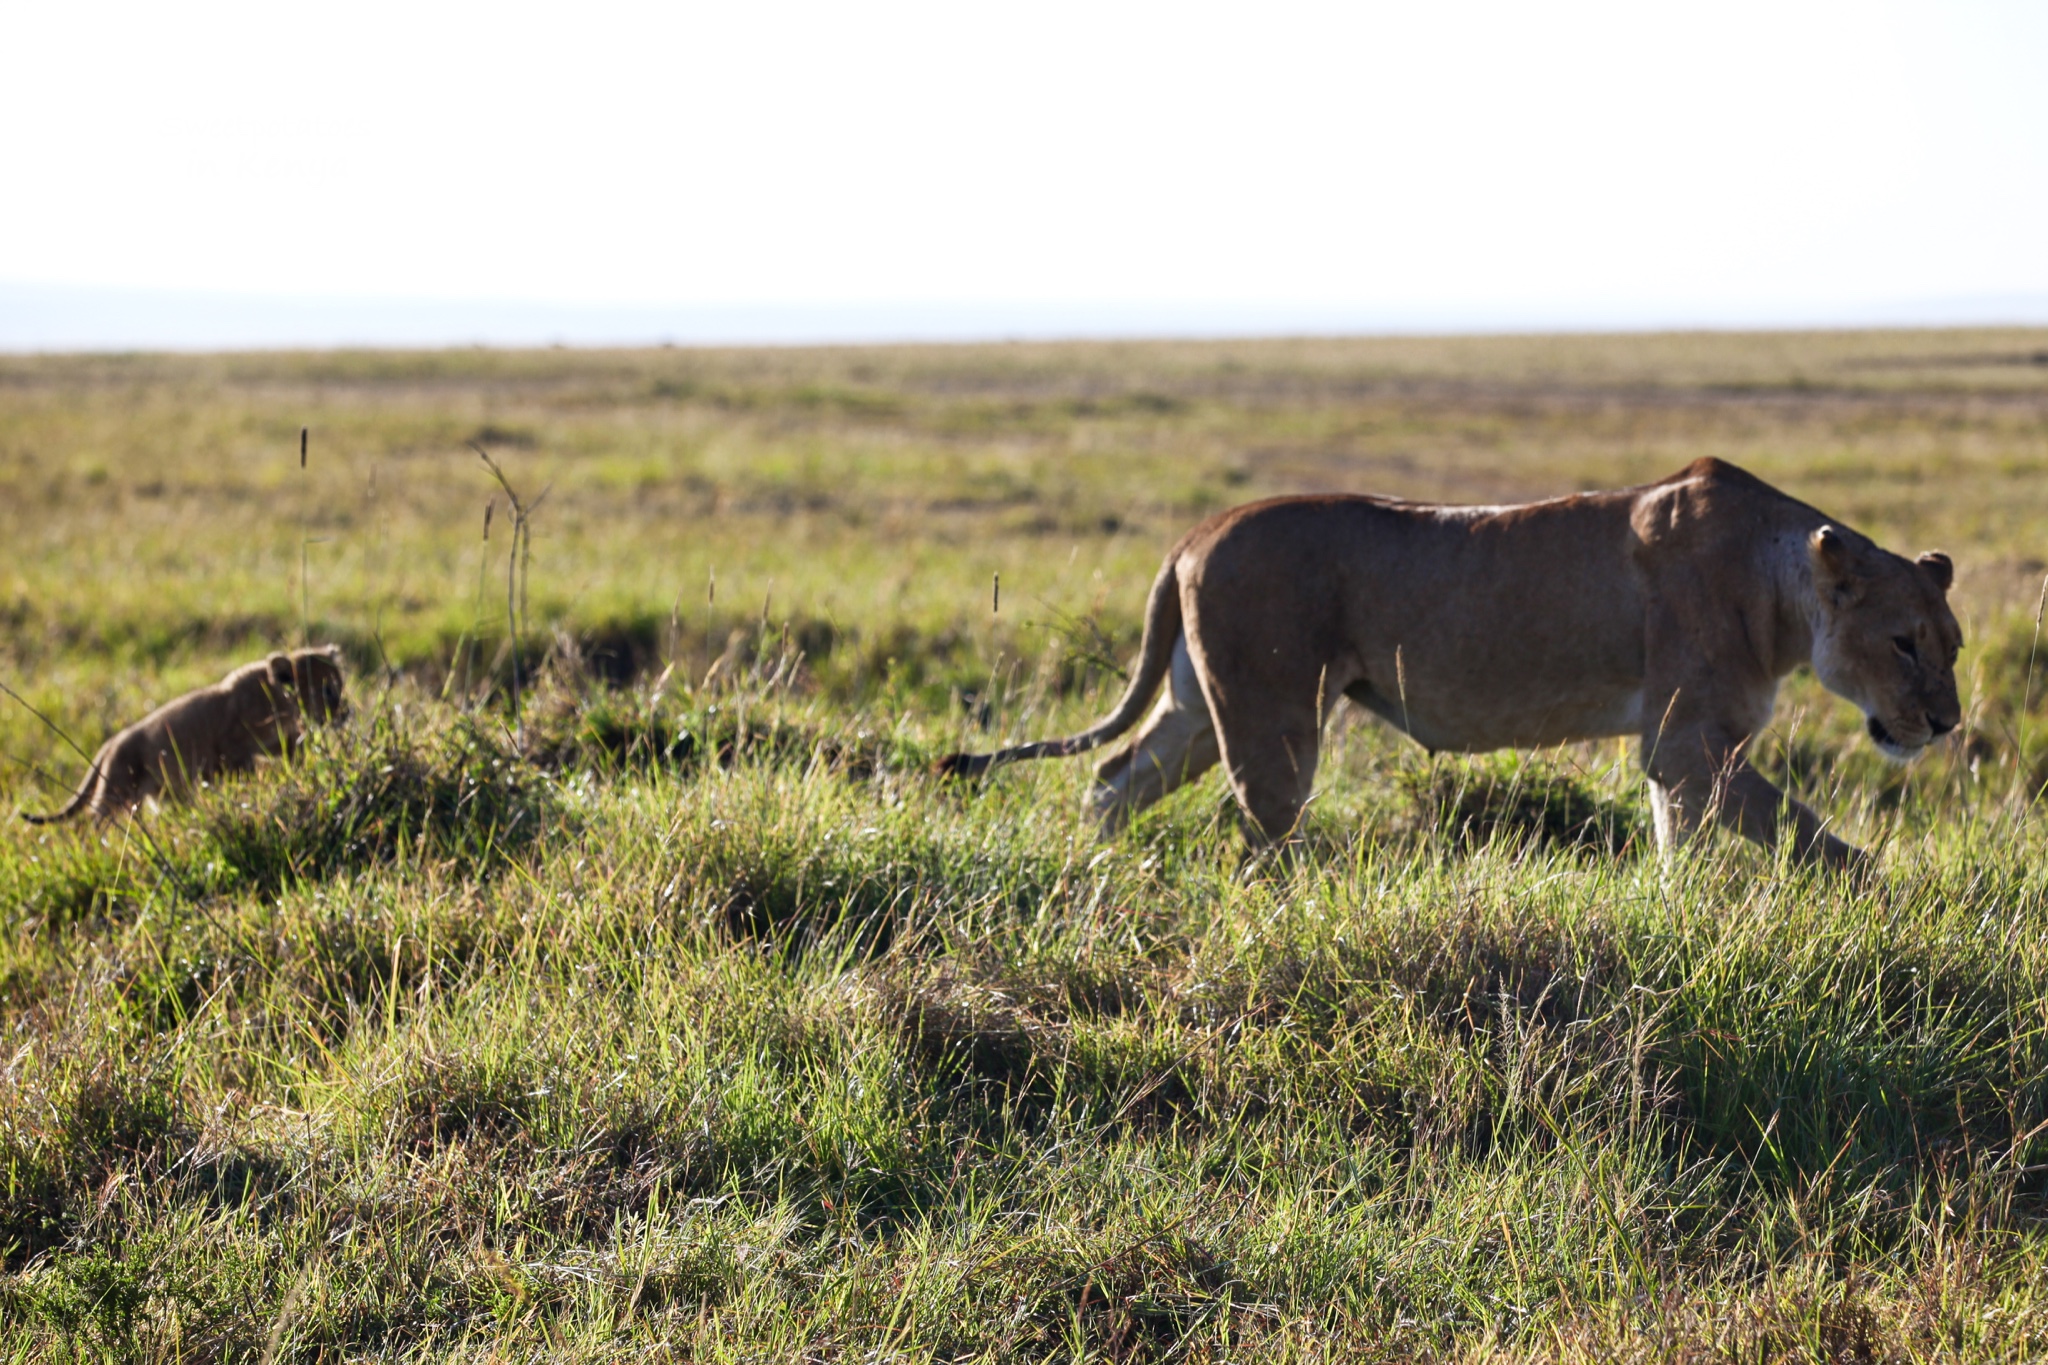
[198,711,556,896]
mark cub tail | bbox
[21,759,102,825]
[21,783,92,824]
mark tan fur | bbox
[939,459,1962,870]
[24,646,351,824]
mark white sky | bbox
[3,0,2045,342]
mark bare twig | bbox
[2005,572,2048,809]
[0,678,97,767]
[471,444,549,736]
[299,426,311,649]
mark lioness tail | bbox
[936,559,1184,778]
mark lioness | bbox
[23,646,350,823]
[939,459,1961,870]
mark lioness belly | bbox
[1348,677,1645,751]
[1226,495,1651,752]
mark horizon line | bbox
[5,281,2048,353]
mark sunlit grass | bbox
[2,332,2047,1358]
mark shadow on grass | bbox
[1401,754,1648,858]
[0,1051,192,1269]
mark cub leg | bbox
[152,734,195,802]
[1090,639,1221,835]
[97,740,159,817]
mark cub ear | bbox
[1808,525,1857,598]
[1917,550,1954,593]
[268,653,296,686]
[322,643,343,662]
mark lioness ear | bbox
[1808,526,1857,599]
[1917,550,1954,593]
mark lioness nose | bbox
[1929,713,1957,738]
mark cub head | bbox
[1806,525,1962,761]
[267,645,351,726]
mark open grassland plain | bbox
[3,331,2048,1360]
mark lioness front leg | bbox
[1646,776,1701,856]
[1719,760,1865,872]
[1642,725,1865,871]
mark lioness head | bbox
[267,645,351,727]
[1807,526,1962,761]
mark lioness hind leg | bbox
[1212,714,1321,844]
[1197,659,1329,845]
[1090,640,1221,836]
[1090,716,1220,836]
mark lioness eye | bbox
[1892,635,1917,659]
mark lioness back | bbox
[1179,491,1652,751]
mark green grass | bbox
[2,332,2048,1359]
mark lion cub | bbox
[23,646,350,823]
